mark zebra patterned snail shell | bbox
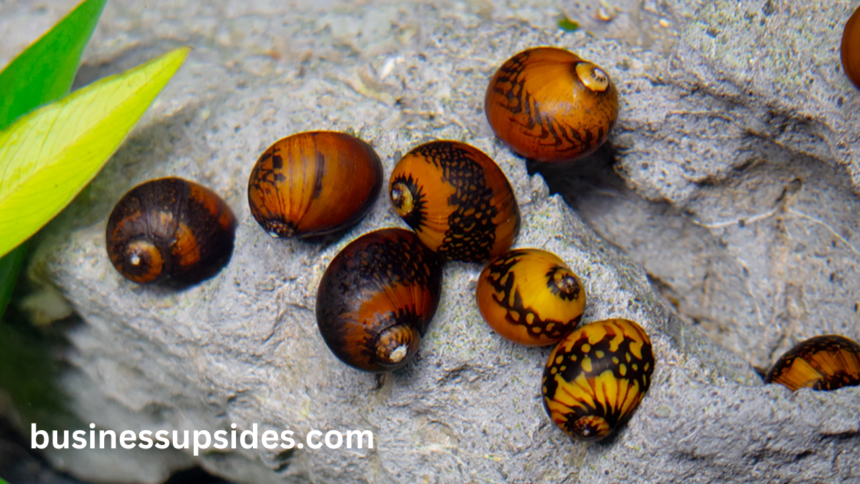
[843,5,860,89]
[315,228,444,372]
[105,178,237,285]
[247,131,383,239]
[543,319,654,441]
[389,140,520,263]
[476,248,586,346]
[485,47,618,163]
[765,335,860,392]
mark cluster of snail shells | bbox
[101,27,860,450]
[314,138,523,372]
[475,246,655,441]
[103,45,640,444]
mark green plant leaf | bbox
[0,0,109,131]
[0,0,108,319]
[0,46,191,259]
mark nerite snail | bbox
[315,228,444,372]
[105,177,237,285]
[476,248,586,346]
[543,318,654,441]
[485,47,618,163]
[765,335,860,392]
[389,140,520,263]
[248,131,383,238]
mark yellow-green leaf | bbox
[0,47,191,259]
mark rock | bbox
[3,0,859,482]
[548,0,860,370]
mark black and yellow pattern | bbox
[542,318,654,441]
[389,140,520,263]
[315,228,444,372]
[106,177,237,285]
[476,248,586,346]
[248,131,383,239]
[484,47,618,163]
[765,335,860,392]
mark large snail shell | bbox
[106,177,237,285]
[542,318,654,441]
[248,131,383,239]
[485,47,618,163]
[315,228,444,372]
[765,335,860,391]
[389,140,520,263]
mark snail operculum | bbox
[389,174,426,230]
[547,266,581,300]
[575,62,610,92]
[120,238,168,284]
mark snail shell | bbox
[765,335,860,392]
[389,140,520,263]
[485,47,618,163]
[843,6,860,89]
[542,318,654,441]
[315,228,444,372]
[476,248,586,346]
[248,131,383,238]
[105,177,237,285]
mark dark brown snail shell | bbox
[106,177,237,285]
[765,335,860,392]
[247,131,383,239]
[315,228,444,372]
[485,47,618,163]
[389,140,520,263]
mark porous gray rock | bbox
[2,0,860,482]
[552,0,860,371]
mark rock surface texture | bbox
[2,0,859,482]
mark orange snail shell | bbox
[765,335,860,392]
[389,140,520,263]
[485,47,618,163]
[248,131,383,239]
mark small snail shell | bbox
[765,335,860,392]
[485,47,618,163]
[843,6,860,89]
[315,228,444,372]
[543,319,654,441]
[476,248,586,346]
[389,140,520,263]
[106,177,237,285]
[247,131,383,238]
